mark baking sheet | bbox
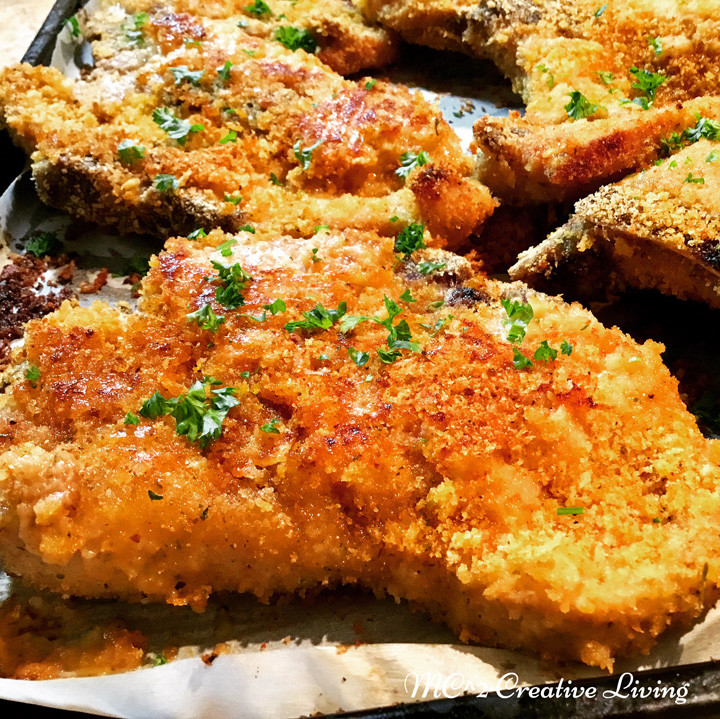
[1,3,720,717]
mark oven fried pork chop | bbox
[0,7,493,248]
[510,135,720,308]
[2,228,719,671]
[117,0,399,75]
[362,0,720,202]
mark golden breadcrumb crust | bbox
[0,8,494,247]
[119,0,400,75]
[1,229,719,670]
[510,136,720,307]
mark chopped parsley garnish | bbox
[557,507,585,516]
[400,289,416,303]
[123,12,148,46]
[377,296,420,355]
[348,347,370,367]
[152,108,204,145]
[169,66,205,86]
[628,66,666,108]
[560,340,573,355]
[314,224,329,234]
[153,653,168,666]
[365,79,377,90]
[285,301,347,333]
[338,314,372,333]
[187,303,226,333]
[148,490,164,501]
[139,377,239,448]
[420,314,454,336]
[417,261,446,276]
[533,340,558,363]
[26,231,61,257]
[501,298,534,344]
[264,299,286,314]
[246,0,273,15]
[597,71,615,85]
[188,228,207,240]
[217,61,233,83]
[239,224,255,234]
[124,411,140,425]
[224,193,242,205]
[685,172,705,184]
[648,36,663,55]
[565,91,600,120]
[118,139,146,164]
[427,300,444,311]
[311,248,321,263]
[217,238,237,257]
[377,347,401,364]
[395,151,430,180]
[512,347,533,370]
[65,15,81,39]
[212,261,252,308]
[318,354,331,361]
[269,172,284,186]
[594,4,606,18]
[25,364,41,386]
[154,174,179,192]
[260,417,282,434]
[274,26,317,53]
[219,130,238,144]
[707,150,720,163]
[684,114,720,143]
[389,215,399,222]
[293,139,324,170]
[394,223,426,256]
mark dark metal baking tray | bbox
[1,1,720,716]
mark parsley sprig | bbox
[275,26,317,53]
[139,377,239,448]
[395,151,430,180]
[394,223,426,257]
[153,108,205,145]
[285,301,347,333]
[293,139,324,170]
[565,91,601,120]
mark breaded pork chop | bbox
[2,228,719,671]
[0,6,493,247]
[116,0,399,75]
[510,135,720,308]
[363,0,720,202]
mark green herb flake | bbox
[400,289,416,303]
[685,172,705,184]
[628,66,666,108]
[648,36,663,55]
[169,66,205,86]
[594,4,606,18]
[512,347,533,370]
[25,364,41,386]
[246,0,273,15]
[318,354,331,361]
[285,301,347,333]
[154,174,179,192]
[560,340,574,355]
[597,71,615,85]
[239,224,255,234]
[148,490,164,501]
[417,261,446,276]
[565,90,601,120]
[394,223,426,256]
[260,417,282,434]
[217,61,233,83]
[224,193,242,205]
[311,248,321,263]
[187,304,226,333]
[501,298,534,344]
[118,139,146,164]
[420,314,454,336]
[348,346,370,367]
[25,231,61,257]
[65,15,81,39]
[314,224,329,234]
[139,377,239,448]
[293,139,324,170]
[212,260,252,308]
[557,506,585,516]
[123,12,148,46]
[365,79,377,90]
[274,26,317,53]
[217,239,237,257]
[533,340,558,363]
[707,149,720,163]
[152,108,204,145]
[269,172,284,186]
[188,228,207,240]
[377,347,402,364]
[395,150,431,180]
[219,130,238,144]
[264,299,286,314]
[153,653,168,665]
[124,411,140,426]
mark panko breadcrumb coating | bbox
[362,0,720,202]
[1,228,719,671]
[117,0,399,75]
[0,6,494,247]
[510,134,720,308]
